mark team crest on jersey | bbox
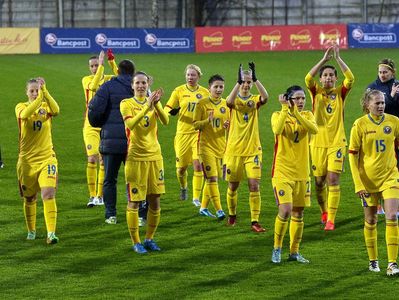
[220,107,226,114]
[312,165,316,171]
[226,169,231,174]
[330,94,336,100]
[196,94,202,99]
[247,100,255,108]
[87,144,92,150]
[206,165,211,171]
[383,126,392,134]
[38,108,47,116]
[132,188,138,194]
[278,190,285,196]
[21,185,27,191]
[176,157,179,162]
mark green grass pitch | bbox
[0,49,398,299]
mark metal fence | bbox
[1,0,398,28]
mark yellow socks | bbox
[145,208,161,240]
[274,215,289,249]
[192,171,204,201]
[327,185,340,223]
[176,169,188,189]
[43,198,57,233]
[364,221,378,261]
[290,216,304,254]
[386,219,398,263]
[200,182,210,209]
[126,207,140,244]
[97,164,105,197]
[87,161,97,198]
[249,191,261,222]
[208,181,222,211]
[24,199,37,232]
[227,187,237,216]
[315,184,327,213]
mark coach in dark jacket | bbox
[88,59,135,224]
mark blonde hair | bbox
[185,64,202,77]
[361,89,384,114]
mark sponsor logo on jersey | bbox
[196,94,203,99]
[132,188,138,194]
[38,108,47,116]
[220,107,226,113]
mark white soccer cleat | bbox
[386,262,399,276]
[369,260,380,272]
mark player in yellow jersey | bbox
[270,86,318,264]
[193,74,229,220]
[120,72,169,254]
[225,62,269,232]
[164,64,209,206]
[82,49,118,207]
[16,78,60,244]
[305,44,354,230]
[348,90,399,276]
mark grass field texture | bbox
[0,49,398,299]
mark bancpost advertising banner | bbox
[40,28,194,54]
[348,23,399,48]
[196,24,347,53]
[0,28,40,54]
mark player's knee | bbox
[24,196,36,203]
[177,167,187,176]
[88,155,98,163]
[228,181,239,191]
[42,188,56,200]
[248,179,259,192]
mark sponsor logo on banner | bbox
[202,32,224,48]
[319,29,341,46]
[232,31,252,48]
[290,29,311,46]
[261,30,282,49]
[95,33,140,49]
[351,28,396,43]
[45,33,90,48]
[144,33,189,48]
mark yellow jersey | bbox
[305,70,354,147]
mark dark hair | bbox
[132,71,149,81]
[118,59,135,75]
[319,65,337,77]
[88,55,98,61]
[378,58,396,72]
[208,74,224,86]
[284,85,304,99]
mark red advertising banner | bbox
[195,24,347,53]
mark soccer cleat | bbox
[199,208,216,218]
[0,161,4,168]
[271,248,282,264]
[138,217,146,227]
[87,197,96,208]
[46,232,59,244]
[369,260,380,272]
[288,252,309,263]
[133,243,148,254]
[216,210,226,221]
[94,196,104,206]
[321,212,328,224]
[324,220,335,231]
[192,199,201,207]
[251,222,266,233]
[180,188,188,201]
[105,216,117,224]
[26,231,36,240]
[386,262,399,276]
[143,239,161,251]
[377,205,385,215]
[227,215,237,226]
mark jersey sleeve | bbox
[271,106,288,135]
[120,99,151,130]
[165,88,180,111]
[16,91,44,119]
[348,121,365,192]
[193,101,209,130]
[108,59,119,75]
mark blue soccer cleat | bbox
[133,243,148,254]
[216,210,226,221]
[199,208,216,218]
[143,239,161,251]
[271,248,281,264]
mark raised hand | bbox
[99,50,105,65]
[107,48,115,60]
[323,46,334,61]
[237,64,243,85]
[248,62,257,82]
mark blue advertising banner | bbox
[348,23,399,48]
[40,28,194,54]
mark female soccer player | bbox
[225,62,269,232]
[348,90,399,276]
[305,44,354,230]
[366,59,399,215]
[82,49,118,207]
[193,74,229,220]
[120,72,169,254]
[164,64,209,206]
[16,78,60,244]
[271,86,318,264]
